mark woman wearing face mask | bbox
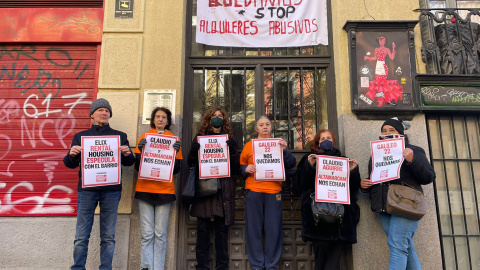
[188,107,239,270]
[239,115,296,270]
[360,118,435,270]
[295,129,361,270]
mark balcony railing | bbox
[417,8,480,75]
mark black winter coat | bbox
[295,148,361,243]
[63,124,135,192]
[365,143,435,213]
[187,130,239,226]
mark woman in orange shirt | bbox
[240,115,296,270]
[134,107,182,270]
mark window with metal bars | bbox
[427,114,480,270]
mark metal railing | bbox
[417,8,480,75]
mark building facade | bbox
[0,0,479,269]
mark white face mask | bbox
[379,134,404,140]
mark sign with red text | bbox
[315,155,350,204]
[370,138,405,184]
[138,134,177,182]
[81,136,121,187]
[196,0,328,47]
[253,138,285,181]
[198,135,230,179]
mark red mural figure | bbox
[364,36,403,107]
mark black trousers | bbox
[195,216,229,270]
[312,240,346,270]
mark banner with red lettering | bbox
[196,0,328,47]
[253,138,285,181]
[198,135,230,179]
[81,136,121,187]
[315,155,350,204]
[138,134,178,182]
[370,138,405,184]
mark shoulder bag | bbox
[181,166,196,204]
[196,177,220,197]
[310,193,344,224]
[387,182,426,221]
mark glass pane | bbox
[192,69,205,136]
[302,69,318,150]
[445,161,467,234]
[226,69,246,147]
[458,1,480,23]
[436,161,453,234]
[428,118,443,159]
[466,117,480,159]
[289,69,302,150]
[458,161,479,234]
[473,161,480,224]
[428,1,446,8]
[442,237,457,270]
[470,237,480,270]
[316,69,328,129]
[453,118,469,159]
[245,70,256,144]
[455,237,471,270]
[440,117,456,159]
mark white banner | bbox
[138,134,178,182]
[196,0,328,47]
[81,136,121,188]
[198,135,230,179]
[370,138,405,184]
[315,155,350,205]
[253,138,285,181]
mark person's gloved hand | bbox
[226,139,236,153]
[138,138,147,152]
[173,141,181,153]
[190,141,201,153]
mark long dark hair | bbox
[150,107,172,130]
[197,107,233,138]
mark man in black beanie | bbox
[63,98,135,270]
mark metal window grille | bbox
[427,114,480,270]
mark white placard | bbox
[196,0,328,47]
[142,89,176,125]
[138,134,177,182]
[315,155,350,205]
[198,135,230,179]
[370,138,405,184]
[253,138,285,181]
[81,136,121,187]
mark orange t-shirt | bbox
[134,129,183,194]
[240,140,282,194]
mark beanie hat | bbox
[90,98,112,117]
[381,117,410,135]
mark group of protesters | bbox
[64,99,435,270]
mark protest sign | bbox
[81,136,121,187]
[198,135,230,179]
[370,137,405,184]
[196,0,328,47]
[138,134,178,182]
[315,155,350,204]
[253,138,285,181]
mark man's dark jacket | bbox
[63,124,135,192]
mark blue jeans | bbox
[379,213,421,270]
[71,190,121,270]
[138,200,172,270]
[245,190,283,270]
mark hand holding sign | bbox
[403,148,414,162]
[69,145,82,158]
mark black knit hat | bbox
[89,98,112,117]
[381,117,408,135]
